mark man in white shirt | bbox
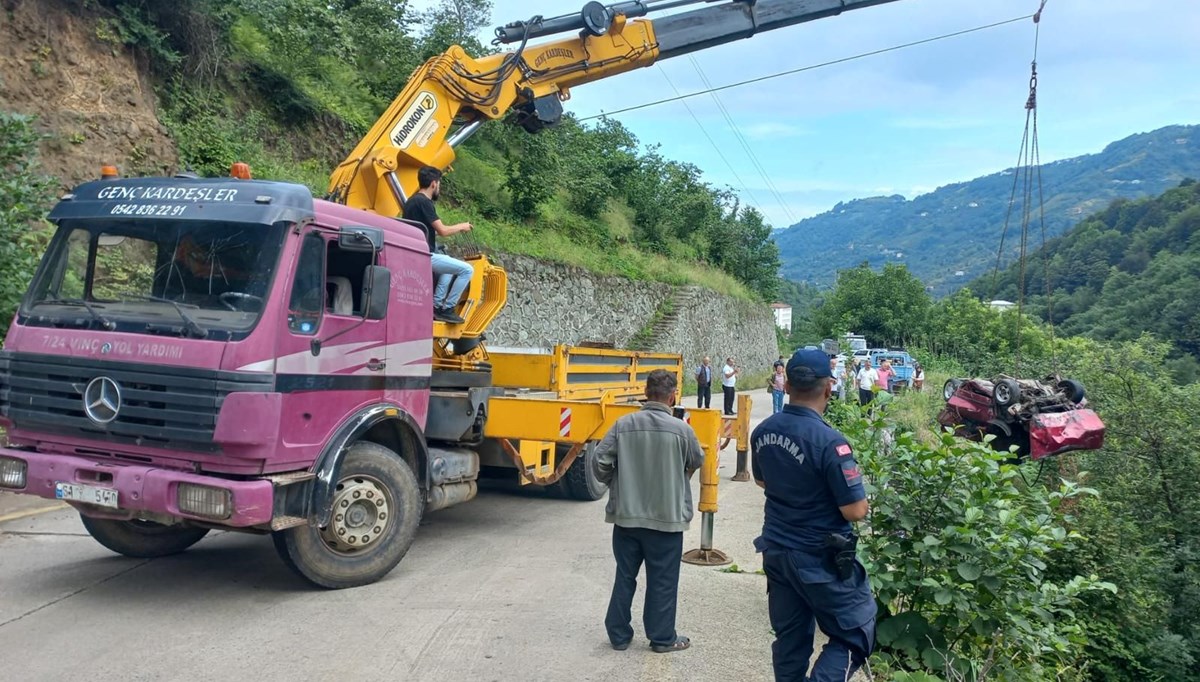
[721,357,739,415]
[857,362,878,406]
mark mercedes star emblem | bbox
[83,376,122,424]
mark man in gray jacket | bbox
[593,369,704,654]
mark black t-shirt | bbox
[402,193,439,253]
[751,404,866,552]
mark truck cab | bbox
[0,176,443,586]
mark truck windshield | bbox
[22,218,287,338]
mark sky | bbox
[414,0,1200,228]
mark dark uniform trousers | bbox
[605,525,684,646]
[697,383,712,409]
[763,548,876,682]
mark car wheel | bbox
[1057,379,1086,403]
[942,378,962,401]
[993,379,1021,408]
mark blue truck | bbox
[872,350,916,392]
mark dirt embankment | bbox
[0,0,178,189]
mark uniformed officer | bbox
[752,348,876,682]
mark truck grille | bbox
[0,351,273,451]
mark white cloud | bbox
[742,122,809,139]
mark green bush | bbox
[827,402,1114,681]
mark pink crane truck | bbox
[0,175,724,588]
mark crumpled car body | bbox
[937,375,1105,460]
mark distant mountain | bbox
[772,124,1200,296]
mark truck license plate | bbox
[55,482,119,509]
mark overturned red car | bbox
[937,375,1105,460]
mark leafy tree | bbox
[708,205,780,300]
[921,287,1051,376]
[505,130,557,220]
[815,262,930,347]
[0,113,55,336]
[418,0,492,57]
[1041,336,1200,680]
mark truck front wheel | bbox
[80,516,210,558]
[273,441,422,589]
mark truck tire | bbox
[272,441,422,589]
[563,441,608,502]
[80,516,210,558]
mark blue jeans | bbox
[772,389,785,414]
[430,253,473,309]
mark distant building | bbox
[770,303,792,331]
[989,300,1016,311]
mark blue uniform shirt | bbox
[752,404,866,552]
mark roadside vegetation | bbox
[806,257,1200,680]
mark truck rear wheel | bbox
[80,516,210,558]
[273,441,422,589]
[563,442,608,502]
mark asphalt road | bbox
[0,390,804,681]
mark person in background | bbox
[830,357,846,401]
[913,362,925,392]
[857,360,878,407]
[769,363,786,414]
[593,369,703,654]
[876,359,895,394]
[695,356,713,409]
[722,357,740,415]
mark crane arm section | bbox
[327,0,901,218]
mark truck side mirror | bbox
[363,265,390,320]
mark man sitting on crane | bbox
[402,166,475,324]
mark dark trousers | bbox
[697,383,711,409]
[763,549,876,682]
[858,388,873,406]
[723,385,736,415]
[606,525,684,647]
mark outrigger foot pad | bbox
[682,547,732,566]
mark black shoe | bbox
[650,636,691,653]
[434,307,465,324]
[611,641,631,651]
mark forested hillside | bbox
[0,0,779,300]
[773,124,1200,295]
[980,178,1200,371]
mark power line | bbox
[580,14,1034,122]
[688,55,798,225]
[656,65,770,217]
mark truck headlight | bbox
[177,483,231,520]
[0,457,27,489]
